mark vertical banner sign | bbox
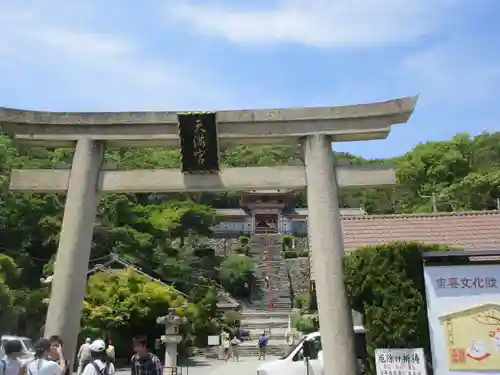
[375,348,427,375]
[178,112,220,173]
[423,257,500,375]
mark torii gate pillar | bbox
[305,134,356,374]
[1,96,418,375]
[45,139,103,361]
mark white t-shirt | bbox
[1,357,21,375]
[78,344,91,364]
[27,358,61,375]
[82,360,114,375]
[220,332,230,349]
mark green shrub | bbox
[282,235,294,249]
[292,313,318,334]
[223,310,242,327]
[283,250,298,259]
[293,293,310,311]
[193,247,215,257]
[297,250,308,258]
[219,254,254,297]
[344,241,449,375]
[238,236,249,245]
[234,245,250,256]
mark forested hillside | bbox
[1,132,499,338]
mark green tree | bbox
[218,254,254,297]
[3,129,500,339]
[82,268,187,356]
[0,254,20,333]
[149,201,220,247]
[185,284,221,347]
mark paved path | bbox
[115,356,279,375]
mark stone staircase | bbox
[238,310,292,357]
[247,234,293,311]
[237,234,294,357]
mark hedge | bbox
[238,235,249,245]
[303,241,448,374]
[292,313,319,334]
[282,235,294,249]
[283,249,308,259]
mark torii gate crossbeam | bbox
[1,96,418,375]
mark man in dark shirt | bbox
[48,335,70,375]
[130,336,162,375]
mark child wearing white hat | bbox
[81,340,115,375]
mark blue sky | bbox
[1,0,499,159]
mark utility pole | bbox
[418,191,449,213]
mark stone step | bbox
[245,304,292,312]
[245,327,292,336]
[252,257,284,262]
[241,321,289,330]
[250,244,282,248]
[236,344,288,357]
[250,242,282,246]
[247,328,290,338]
[240,339,287,347]
[242,310,293,318]
[251,255,283,259]
[247,299,291,306]
[241,317,289,324]
[255,271,288,276]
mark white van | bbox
[0,335,36,361]
[256,326,366,375]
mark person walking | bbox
[81,340,114,375]
[229,336,240,362]
[104,340,115,365]
[47,336,69,375]
[220,330,230,362]
[27,338,66,375]
[1,340,23,375]
[258,331,268,361]
[130,336,162,375]
[76,338,92,375]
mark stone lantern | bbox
[157,310,188,374]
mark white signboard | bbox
[375,348,427,375]
[424,264,500,375]
[207,335,220,346]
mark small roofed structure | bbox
[214,189,366,235]
[41,254,239,310]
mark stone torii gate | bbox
[1,96,417,375]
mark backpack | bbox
[258,336,268,346]
[91,361,110,375]
[131,354,156,375]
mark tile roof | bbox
[216,208,247,216]
[293,207,366,216]
[342,211,500,252]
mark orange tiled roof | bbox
[342,211,500,252]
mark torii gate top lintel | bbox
[7,96,419,375]
[0,95,418,148]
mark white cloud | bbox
[400,41,500,103]
[165,0,458,47]
[0,1,231,111]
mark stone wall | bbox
[291,237,309,251]
[285,258,310,297]
[205,238,240,255]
